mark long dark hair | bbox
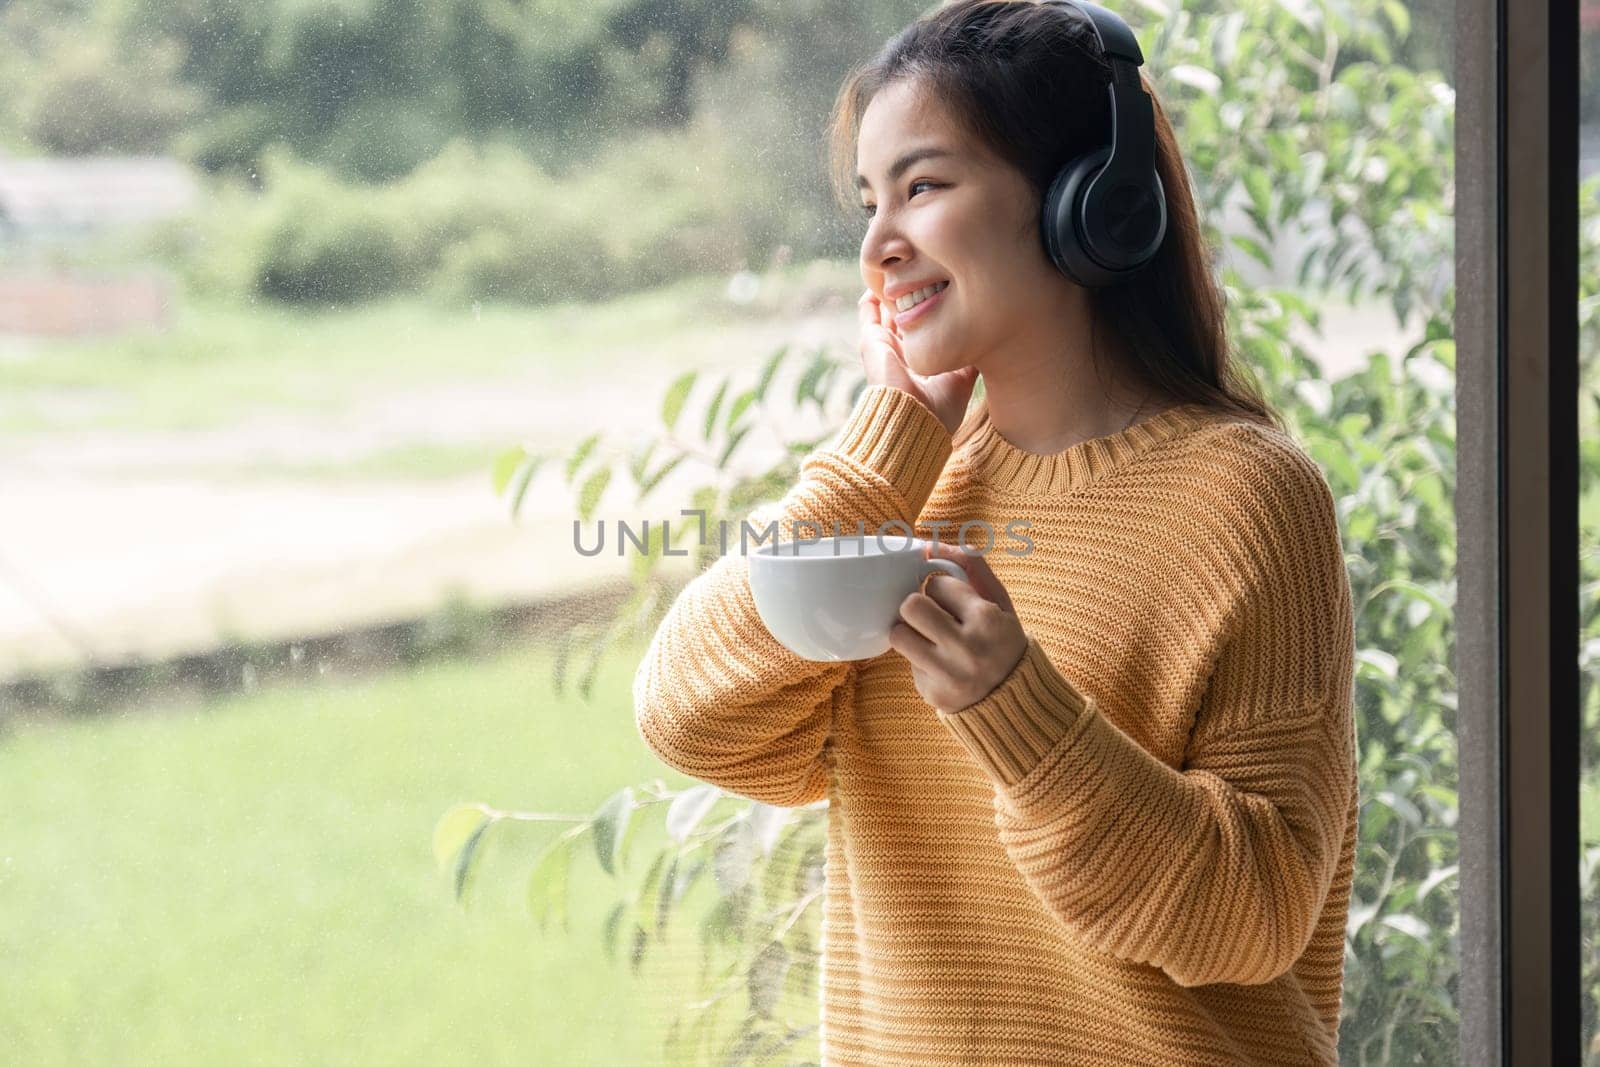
[825,0,1283,446]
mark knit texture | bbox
[633,384,1359,1066]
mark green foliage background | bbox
[433,1,1512,1064]
[0,0,1456,310]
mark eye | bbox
[861,180,941,218]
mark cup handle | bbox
[920,558,970,586]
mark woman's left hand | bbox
[888,541,1030,713]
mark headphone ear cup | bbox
[1081,166,1167,271]
[1040,147,1116,287]
[1040,146,1167,287]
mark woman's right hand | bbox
[857,287,978,437]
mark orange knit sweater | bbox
[633,384,1358,1066]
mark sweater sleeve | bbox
[933,433,1358,987]
[633,385,953,807]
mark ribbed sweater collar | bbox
[961,401,1217,495]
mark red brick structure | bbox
[0,270,173,337]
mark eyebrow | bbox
[856,147,956,193]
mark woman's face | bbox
[856,78,1070,379]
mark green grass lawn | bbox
[0,259,861,441]
[0,638,729,1066]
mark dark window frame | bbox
[1456,0,1580,1062]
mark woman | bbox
[633,2,1357,1063]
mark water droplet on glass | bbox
[725,271,760,305]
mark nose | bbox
[860,215,912,288]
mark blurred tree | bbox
[94,0,769,180]
[604,0,754,125]
[15,32,202,154]
[0,0,1459,170]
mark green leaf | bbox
[747,941,790,1019]
[1346,899,1378,940]
[639,454,686,497]
[617,793,647,873]
[663,858,708,938]
[700,893,739,948]
[452,819,491,903]
[1264,131,1301,181]
[1293,379,1332,418]
[703,378,729,441]
[755,345,788,401]
[629,923,648,975]
[1356,647,1398,681]
[1168,63,1221,95]
[1368,577,1446,621]
[566,433,600,484]
[1373,788,1422,829]
[527,831,577,933]
[1229,234,1274,269]
[1243,169,1273,236]
[636,852,668,930]
[662,371,697,432]
[759,823,811,909]
[666,784,721,843]
[432,804,489,871]
[747,802,787,856]
[578,466,612,523]
[725,388,757,433]
[593,786,635,877]
[1346,507,1377,544]
[491,447,527,495]
[849,377,868,410]
[602,900,626,961]
[1382,0,1411,39]
[1213,11,1244,68]
[712,819,758,895]
[628,439,657,485]
[656,855,681,935]
[794,351,828,407]
[1416,863,1457,905]
[718,425,752,470]
[507,457,544,522]
[1378,913,1431,943]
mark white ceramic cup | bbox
[746,534,972,661]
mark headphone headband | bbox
[1047,0,1144,64]
[1036,0,1167,285]
[1043,0,1156,191]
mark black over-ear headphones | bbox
[1037,0,1168,287]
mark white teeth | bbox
[895,281,948,312]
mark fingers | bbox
[859,288,900,335]
[924,542,1016,615]
[920,572,986,624]
[887,618,937,667]
[859,288,891,330]
[900,587,963,642]
[858,287,878,332]
[858,288,904,365]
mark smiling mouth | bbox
[894,281,950,327]
[892,280,950,313]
